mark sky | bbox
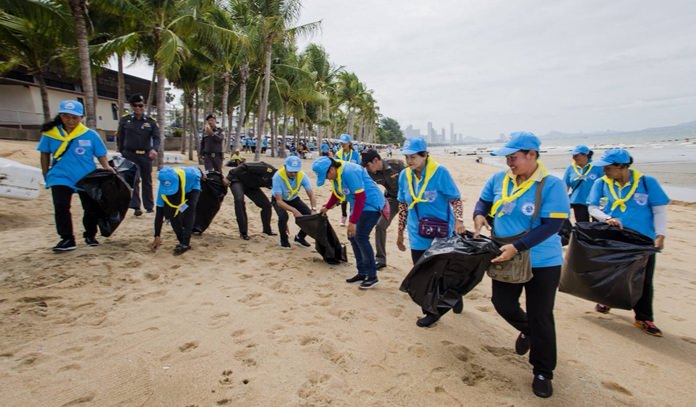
[117,0,696,140]
[293,0,696,139]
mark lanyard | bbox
[405,157,440,209]
[161,168,187,216]
[602,169,643,212]
[331,164,347,202]
[489,162,548,217]
[278,167,304,200]
[43,123,89,162]
[572,162,593,181]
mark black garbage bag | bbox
[76,169,132,237]
[559,219,573,246]
[400,233,499,315]
[193,171,228,234]
[560,222,660,310]
[295,214,347,264]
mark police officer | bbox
[116,93,160,216]
[201,114,224,172]
[361,148,404,269]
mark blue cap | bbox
[570,145,590,155]
[339,133,352,144]
[58,100,84,116]
[401,137,428,155]
[593,149,632,167]
[158,167,180,196]
[491,131,541,156]
[312,156,332,186]
[285,156,302,172]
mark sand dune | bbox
[1,139,695,406]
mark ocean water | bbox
[434,141,696,202]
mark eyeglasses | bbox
[132,103,144,108]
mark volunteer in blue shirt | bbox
[313,156,385,289]
[586,149,669,337]
[562,145,603,222]
[271,156,317,249]
[335,133,360,226]
[150,166,204,255]
[472,132,570,399]
[37,100,114,252]
[395,137,466,328]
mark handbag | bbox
[414,202,450,239]
[486,177,546,284]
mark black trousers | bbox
[491,265,561,379]
[51,185,100,240]
[571,204,590,222]
[229,181,272,235]
[122,151,154,211]
[272,196,311,243]
[411,249,455,318]
[634,254,656,321]
[164,190,200,246]
[203,152,223,172]
[341,201,348,218]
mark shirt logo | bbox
[343,188,350,195]
[424,190,437,202]
[634,193,648,206]
[521,202,535,216]
[74,147,86,155]
[589,174,597,180]
[142,123,151,129]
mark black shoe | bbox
[294,235,311,247]
[84,236,99,247]
[280,241,291,249]
[532,375,553,398]
[345,274,366,284]
[515,333,530,355]
[453,298,463,314]
[133,209,143,217]
[173,244,190,255]
[359,277,380,289]
[375,262,387,270]
[264,231,278,236]
[595,303,611,314]
[52,238,76,252]
[192,227,202,235]
[416,313,440,328]
[240,234,250,241]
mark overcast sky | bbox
[294,0,696,138]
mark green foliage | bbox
[377,117,404,145]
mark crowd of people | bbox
[38,99,669,399]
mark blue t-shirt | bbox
[272,171,312,201]
[563,163,604,205]
[586,171,669,239]
[480,171,570,267]
[336,149,359,164]
[398,165,461,250]
[334,162,385,214]
[321,143,329,153]
[155,166,202,207]
[37,126,107,189]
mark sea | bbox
[434,138,696,202]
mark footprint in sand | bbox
[482,345,508,357]
[475,305,493,313]
[144,272,159,281]
[238,292,263,305]
[448,344,474,362]
[601,381,633,396]
[681,336,696,345]
[218,369,234,386]
[387,307,402,318]
[57,363,81,372]
[297,370,331,401]
[179,341,199,352]
[60,392,96,406]
[460,363,487,386]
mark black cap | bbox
[128,93,145,103]
[206,114,216,121]
[360,148,381,167]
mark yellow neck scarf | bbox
[161,168,187,216]
[405,158,440,209]
[331,163,347,202]
[572,162,593,181]
[489,161,548,217]
[337,148,352,162]
[602,169,642,212]
[278,167,304,200]
[43,123,89,161]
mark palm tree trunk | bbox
[227,98,234,153]
[347,107,355,136]
[67,0,96,128]
[181,102,187,154]
[221,70,230,148]
[117,53,125,115]
[156,68,166,169]
[280,101,288,159]
[188,95,196,161]
[235,63,248,153]
[316,104,323,154]
[35,71,51,122]
[146,64,156,115]
[256,37,273,162]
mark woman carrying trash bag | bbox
[472,132,570,398]
[562,145,603,222]
[37,100,115,252]
[395,136,466,328]
[150,166,204,255]
[335,133,360,226]
[586,149,669,337]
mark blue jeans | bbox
[348,210,381,278]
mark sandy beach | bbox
[1,139,696,407]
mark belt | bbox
[126,149,147,155]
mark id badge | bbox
[179,203,189,213]
[502,201,515,215]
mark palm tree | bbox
[0,0,73,121]
[65,0,97,127]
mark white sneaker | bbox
[340,216,347,226]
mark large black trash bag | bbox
[295,214,347,264]
[76,169,132,237]
[400,233,499,315]
[560,222,660,310]
[559,218,573,246]
[193,171,228,234]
